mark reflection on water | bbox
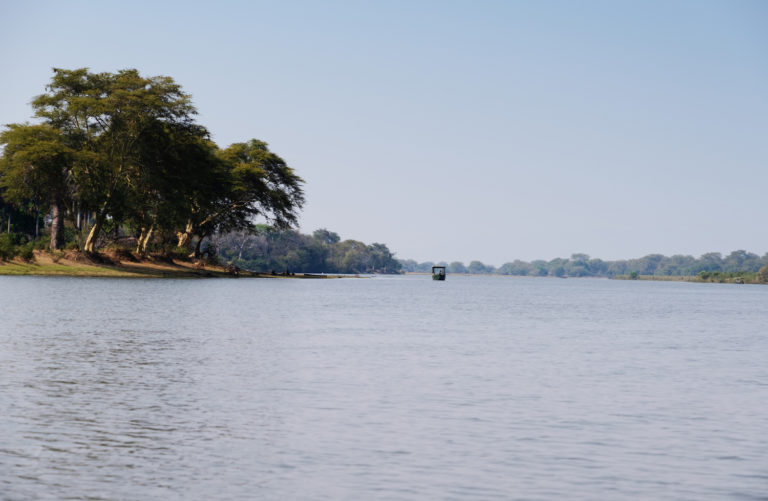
[1,276,767,499]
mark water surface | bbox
[1,275,767,499]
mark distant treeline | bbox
[401,251,768,278]
[215,227,402,274]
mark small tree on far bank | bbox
[758,264,768,283]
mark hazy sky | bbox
[1,1,766,264]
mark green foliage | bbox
[17,242,35,262]
[468,260,495,274]
[202,242,220,266]
[0,234,16,260]
[0,68,305,254]
[758,265,768,284]
[399,259,433,273]
[447,261,467,274]
[693,270,757,283]
[629,271,639,280]
[401,251,768,280]
[216,228,401,274]
[0,233,35,261]
[313,228,340,245]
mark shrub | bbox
[63,227,78,245]
[109,246,137,262]
[203,243,220,265]
[172,245,190,256]
[629,271,639,280]
[17,242,35,262]
[758,265,768,284]
[0,234,16,261]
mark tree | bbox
[547,257,568,277]
[313,228,340,244]
[698,252,723,272]
[31,68,197,252]
[758,264,768,283]
[366,243,401,273]
[723,250,761,272]
[530,260,549,276]
[630,254,664,275]
[468,260,491,274]
[0,124,76,249]
[2,68,307,257]
[447,261,467,274]
[178,139,304,257]
[130,121,219,255]
[497,260,530,275]
[336,240,369,273]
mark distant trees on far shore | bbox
[400,251,768,278]
[215,227,402,274]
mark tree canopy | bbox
[400,251,768,279]
[215,227,402,274]
[0,68,304,255]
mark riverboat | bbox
[432,266,446,281]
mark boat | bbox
[432,265,446,281]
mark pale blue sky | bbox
[1,0,766,264]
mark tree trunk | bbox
[50,199,66,251]
[194,235,204,258]
[237,232,248,260]
[136,228,147,254]
[84,209,106,253]
[176,220,194,248]
[136,225,154,256]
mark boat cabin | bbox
[432,266,446,281]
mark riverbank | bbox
[405,271,765,284]
[0,251,345,279]
[612,273,763,284]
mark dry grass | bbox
[0,250,232,278]
[0,250,346,279]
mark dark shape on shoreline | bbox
[432,265,446,281]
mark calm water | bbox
[1,275,767,500]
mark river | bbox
[1,275,766,500]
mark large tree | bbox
[177,139,305,257]
[0,124,76,249]
[31,68,196,252]
[2,68,305,256]
[129,121,219,255]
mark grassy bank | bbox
[613,272,763,284]
[0,250,345,279]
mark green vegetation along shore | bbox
[401,251,768,284]
[614,270,765,284]
[1,68,303,259]
[0,250,346,279]
[0,68,401,277]
[2,69,765,283]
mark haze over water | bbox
[1,275,767,500]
